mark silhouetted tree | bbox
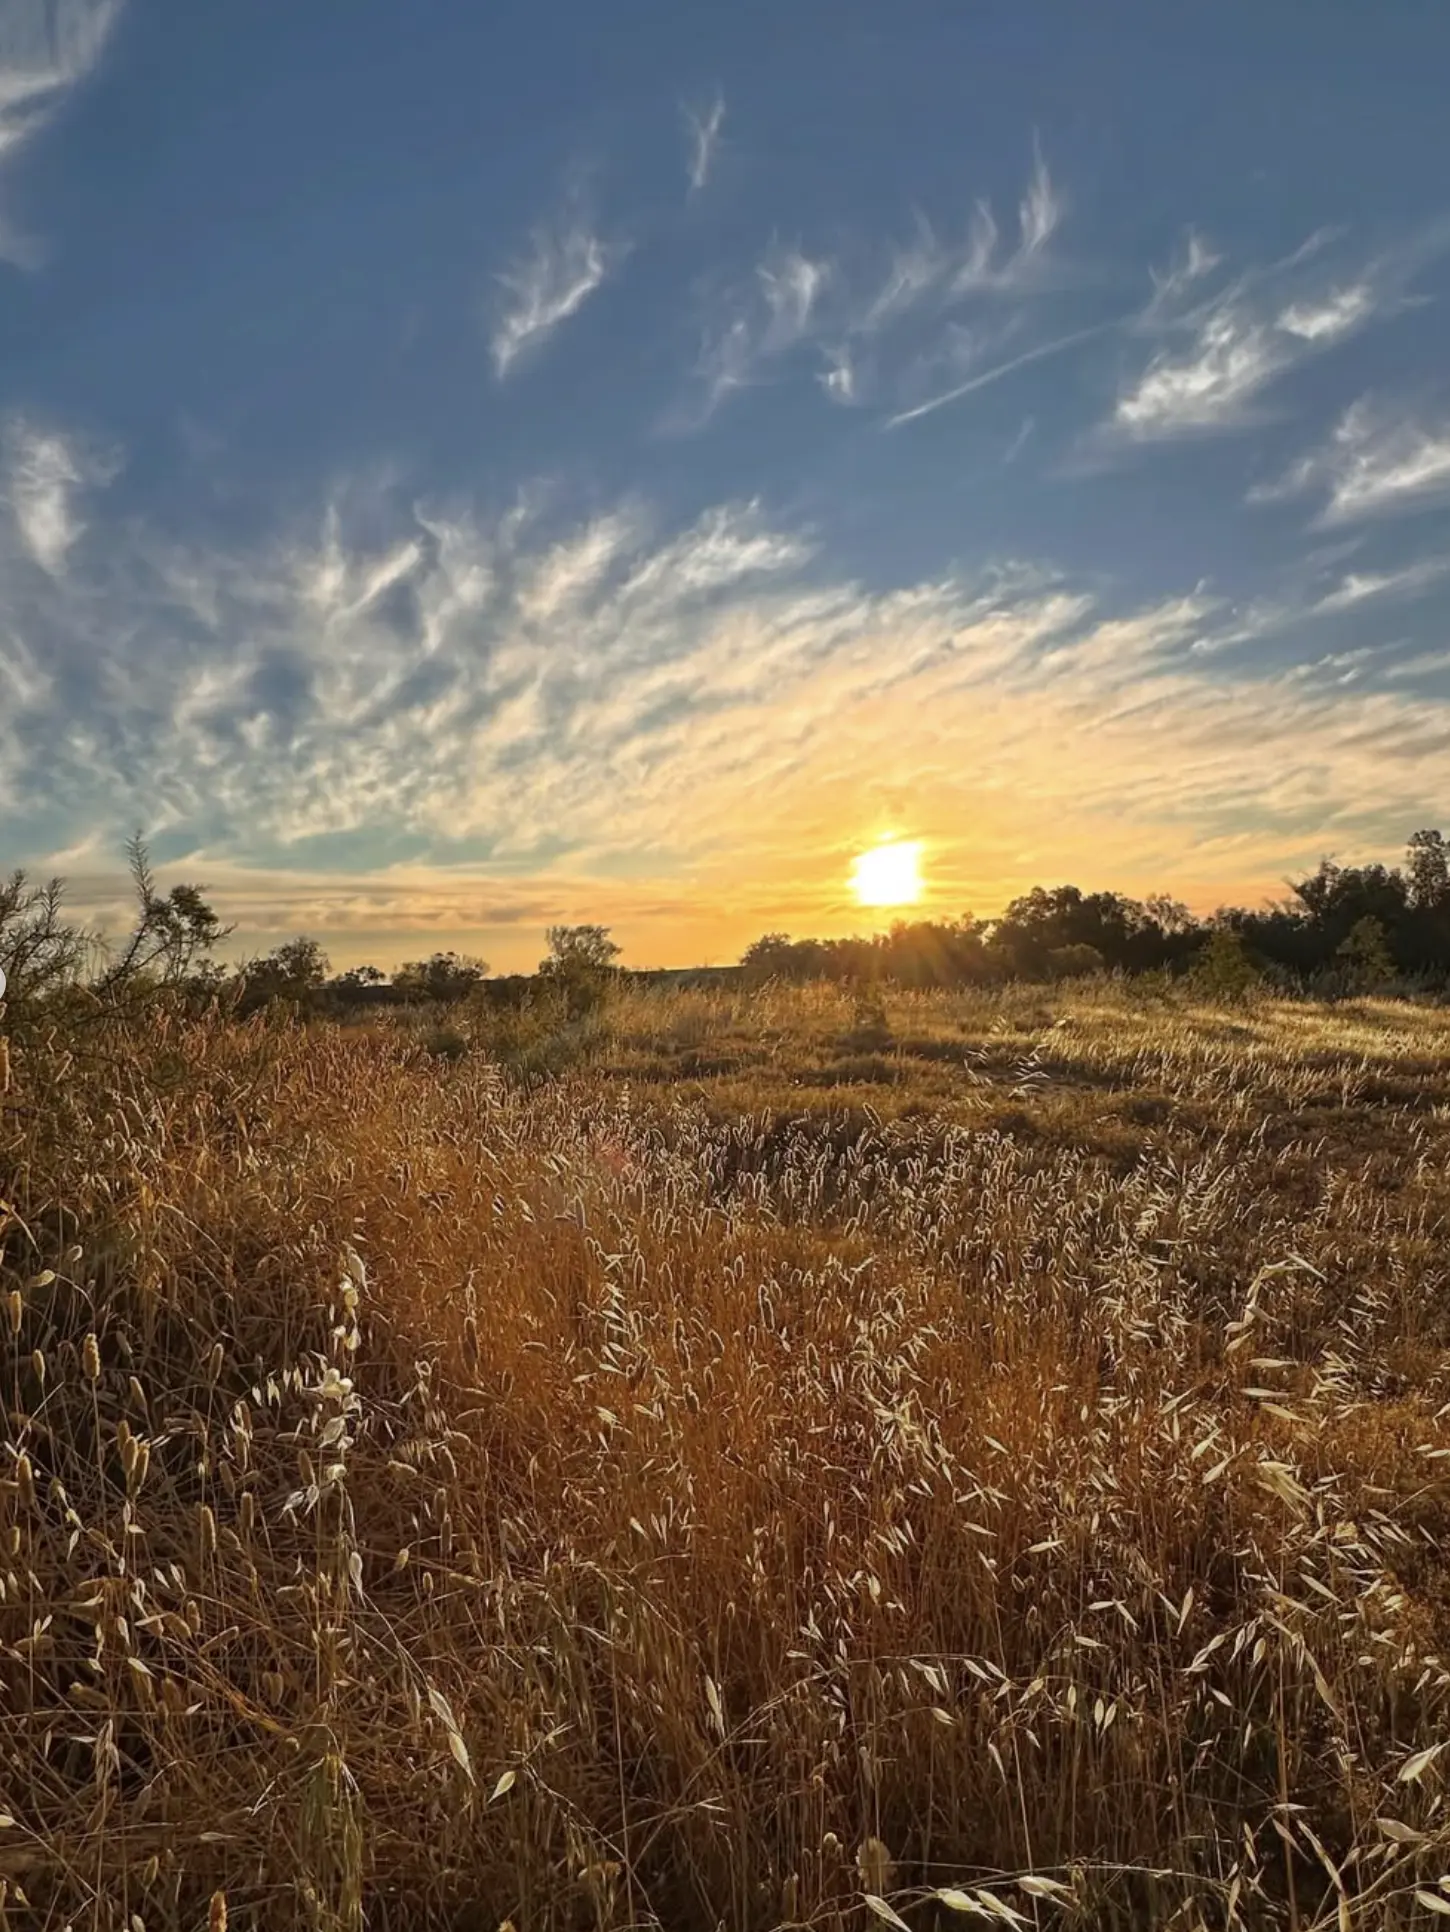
[336,964,386,991]
[324,964,398,1011]
[877,916,993,987]
[2,835,229,1022]
[96,835,231,995]
[1144,894,1196,935]
[0,873,91,1017]
[988,886,1192,977]
[1406,830,1450,911]
[540,925,621,1015]
[1291,858,1408,933]
[237,937,329,1011]
[392,952,488,1003]
[1226,836,1450,981]
[542,926,620,974]
[741,932,832,984]
[1397,830,1450,976]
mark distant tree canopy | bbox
[744,916,992,989]
[537,924,622,1015]
[1216,829,1450,980]
[540,925,621,976]
[737,830,1450,991]
[391,952,489,1003]
[740,891,1196,987]
[987,885,1203,979]
[235,936,330,1012]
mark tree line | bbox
[243,922,624,1016]
[741,829,1450,993]
[0,835,625,1024]
[3,829,1449,1022]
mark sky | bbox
[1,0,1449,971]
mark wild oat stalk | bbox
[3,988,1450,1928]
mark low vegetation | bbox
[7,970,1450,1929]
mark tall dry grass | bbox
[5,989,1450,1928]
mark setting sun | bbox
[849,839,924,908]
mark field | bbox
[6,981,1450,1929]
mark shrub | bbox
[1046,942,1105,980]
[392,952,488,1003]
[1191,927,1263,1001]
[537,924,621,1018]
[421,1022,470,1061]
[1336,914,1395,992]
[842,991,893,1050]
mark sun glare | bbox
[850,839,924,909]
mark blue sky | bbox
[2,0,1449,968]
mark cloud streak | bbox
[1114,278,1375,439]
[869,141,1062,327]
[491,209,625,377]
[0,0,122,262]
[1097,221,1432,446]
[1311,557,1449,612]
[886,320,1112,428]
[683,90,725,193]
[685,146,1068,423]
[1145,229,1222,317]
[1256,400,1450,524]
[691,242,831,419]
[1016,137,1062,258]
[4,417,117,573]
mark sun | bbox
[850,839,924,909]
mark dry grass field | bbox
[6,982,1450,1929]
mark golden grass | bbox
[5,985,1450,1928]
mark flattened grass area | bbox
[5,983,1450,1929]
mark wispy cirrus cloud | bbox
[1278,284,1376,342]
[1311,556,1449,612]
[1384,649,1450,684]
[817,342,857,405]
[1114,275,1376,440]
[7,444,1450,966]
[1016,138,1061,258]
[857,142,1062,344]
[683,90,725,194]
[490,204,627,378]
[0,0,123,263]
[690,241,831,419]
[687,146,1067,424]
[1254,399,1450,524]
[759,244,829,344]
[1144,228,1222,318]
[1095,221,1434,446]
[4,416,118,573]
[1115,307,1286,437]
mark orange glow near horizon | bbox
[849,839,924,909]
